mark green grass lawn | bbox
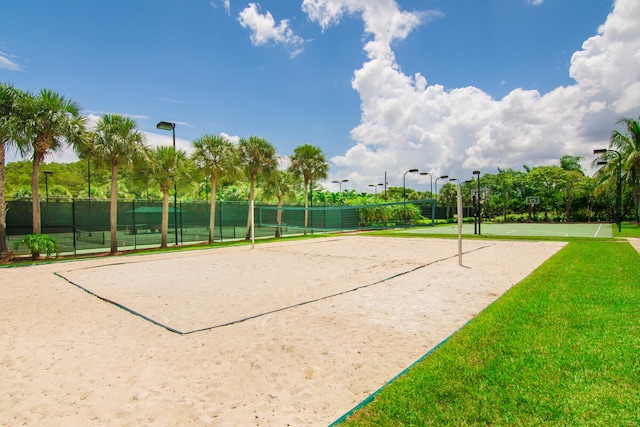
[615,222,640,238]
[336,240,640,426]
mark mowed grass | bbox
[616,222,640,238]
[338,241,640,426]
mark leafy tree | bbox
[560,155,584,173]
[288,144,328,233]
[20,89,86,234]
[0,83,29,257]
[528,166,566,221]
[611,116,640,223]
[439,183,457,219]
[149,146,192,248]
[91,114,147,253]
[490,168,515,221]
[261,170,298,237]
[239,136,277,240]
[578,176,598,222]
[191,134,241,243]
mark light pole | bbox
[368,183,383,194]
[420,172,433,199]
[403,169,419,201]
[449,178,463,266]
[473,170,481,235]
[332,179,349,192]
[157,120,179,245]
[435,175,449,203]
[594,148,622,233]
[87,158,91,200]
[44,171,53,203]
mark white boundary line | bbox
[594,223,603,238]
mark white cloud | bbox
[210,1,230,15]
[306,0,640,190]
[219,132,240,145]
[238,3,305,58]
[526,0,544,6]
[0,51,21,71]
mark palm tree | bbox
[191,134,241,243]
[0,83,29,258]
[239,136,277,240]
[262,170,298,237]
[439,183,457,219]
[21,89,86,234]
[149,146,192,248]
[91,114,148,253]
[288,144,328,233]
[611,116,640,223]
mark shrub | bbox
[13,234,60,260]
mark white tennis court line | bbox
[594,223,603,238]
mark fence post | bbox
[218,201,223,242]
[72,198,77,255]
[132,199,137,250]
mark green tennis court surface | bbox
[404,222,613,238]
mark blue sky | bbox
[2,0,639,192]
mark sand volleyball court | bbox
[0,235,565,426]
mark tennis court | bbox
[2,235,565,425]
[404,222,613,238]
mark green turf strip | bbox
[338,241,640,426]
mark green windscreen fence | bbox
[6,199,436,255]
[256,199,436,232]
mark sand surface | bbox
[1,236,566,426]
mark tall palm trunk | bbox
[245,175,256,240]
[276,196,284,238]
[109,164,119,254]
[0,144,9,256]
[31,152,43,234]
[161,187,170,248]
[208,175,217,243]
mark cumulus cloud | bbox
[526,0,544,6]
[307,0,640,189]
[0,51,21,71]
[238,3,305,58]
[210,0,230,15]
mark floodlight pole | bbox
[332,179,349,192]
[87,158,91,200]
[157,121,179,245]
[403,169,419,201]
[450,178,463,266]
[594,148,622,233]
[420,172,433,198]
[435,175,449,204]
[473,170,481,235]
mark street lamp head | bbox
[439,175,448,179]
[341,179,349,183]
[332,180,339,184]
[156,121,175,131]
[593,148,607,155]
[408,168,419,173]
[420,172,431,176]
[472,170,480,175]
